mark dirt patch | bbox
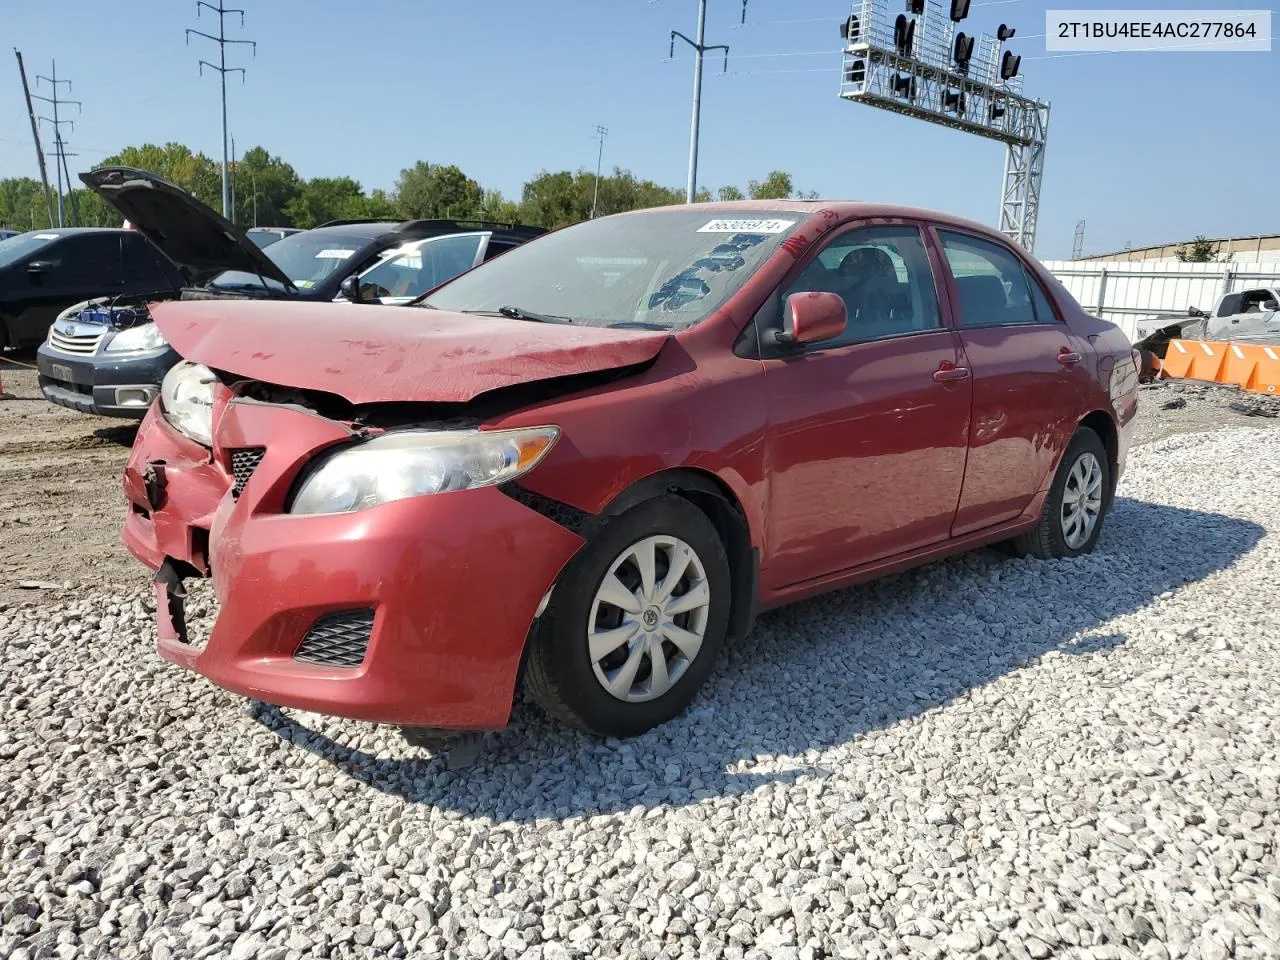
[0,356,150,607]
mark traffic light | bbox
[990,103,1006,120]
[953,32,975,73]
[894,14,917,55]
[892,73,917,99]
[840,14,860,41]
[997,24,1016,42]
[943,90,967,116]
[906,0,926,14]
[949,0,970,22]
[845,60,866,83]
[1000,50,1022,80]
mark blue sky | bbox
[1,0,1276,258]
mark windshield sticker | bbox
[697,218,795,234]
[294,280,315,289]
[314,249,356,259]
[34,233,59,240]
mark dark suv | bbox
[36,167,544,418]
[1,227,180,349]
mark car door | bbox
[935,228,1092,536]
[11,234,120,344]
[759,222,972,588]
[352,233,487,304]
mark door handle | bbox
[1056,350,1083,366]
[933,365,971,383]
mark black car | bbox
[36,166,545,418]
[1,227,181,349]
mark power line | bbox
[186,1,256,218]
[31,60,80,227]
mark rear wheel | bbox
[525,495,731,737]
[1013,427,1111,559]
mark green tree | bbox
[232,146,302,227]
[1175,235,1222,263]
[478,189,520,223]
[0,177,55,231]
[395,161,485,220]
[101,142,222,211]
[285,177,372,228]
[717,185,745,201]
[747,171,794,200]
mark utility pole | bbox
[14,50,55,227]
[57,135,80,226]
[230,134,237,224]
[187,1,256,218]
[590,124,608,219]
[669,1,740,203]
[1072,219,1086,260]
[32,61,80,228]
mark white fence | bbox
[1042,259,1280,342]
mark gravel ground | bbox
[2,419,1279,959]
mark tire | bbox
[525,495,731,738]
[1013,427,1111,559]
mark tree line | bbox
[0,142,813,233]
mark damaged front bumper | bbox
[122,399,586,730]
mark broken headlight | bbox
[106,322,168,353]
[159,361,216,446]
[289,427,559,515]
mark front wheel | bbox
[524,495,731,738]
[1013,427,1111,559]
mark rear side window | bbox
[60,234,121,285]
[939,231,1038,328]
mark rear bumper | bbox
[37,344,175,419]
[124,399,586,730]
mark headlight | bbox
[289,426,559,515]
[106,322,168,353]
[160,361,216,446]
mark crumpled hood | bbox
[151,300,671,404]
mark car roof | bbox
[18,227,132,237]
[611,200,1018,248]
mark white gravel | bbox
[2,425,1279,960]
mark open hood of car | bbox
[150,300,671,405]
[79,166,294,288]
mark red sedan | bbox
[121,202,1138,738]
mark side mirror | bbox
[339,274,363,303]
[775,292,848,347]
[1262,300,1279,312]
[27,260,54,274]
[1187,306,1206,318]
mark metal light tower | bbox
[838,0,1050,252]
[187,1,256,218]
[591,124,609,219]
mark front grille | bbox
[48,329,105,355]
[294,610,375,668]
[230,447,266,497]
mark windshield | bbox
[211,232,368,292]
[357,233,485,300]
[420,210,806,329]
[0,231,60,270]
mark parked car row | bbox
[112,196,1139,738]
[0,168,544,417]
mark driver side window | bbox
[780,225,941,348]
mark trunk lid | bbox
[151,300,670,404]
